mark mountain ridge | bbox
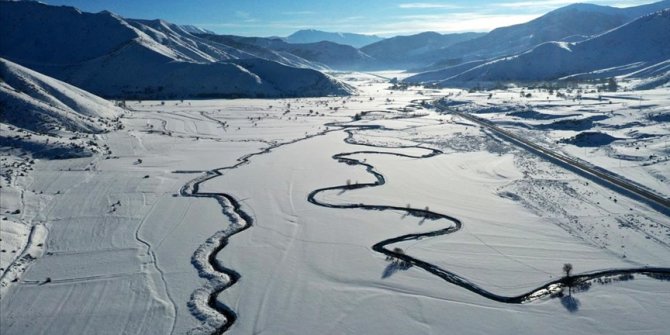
[286,29,384,48]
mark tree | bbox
[563,263,574,296]
[563,263,572,277]
[607,77,618,92]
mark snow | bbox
[2,71,669,334]
[1,0,670,332]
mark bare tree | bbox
[563,263,574,296]
[563,263,573,277]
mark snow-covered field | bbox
[441,86,670,199]
[1,72,669,334]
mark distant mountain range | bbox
[1,0,669,97]
[285,29,384,48]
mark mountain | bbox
[407,10,670,86]
[125,18,251,62]
[286,29,384,48]
[422,0,670,67]
[360,32,484,69]
[199,35,374,70]
[0,57,120,134]
[0,2,353,99]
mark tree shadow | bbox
[560,295,580,313]
[382,259,412,279]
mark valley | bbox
[2,73,669,334]
[2,1,670,334]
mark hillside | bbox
[0,58,121,159]
[625,59,670,89]
[361,32,484,69]
[191,34,329,70]
[0,58,120,134]
[199,35,373,70]
[0,2,353,99]
[263,40,373,70]
[402,60,487,83]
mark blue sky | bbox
[43,0,652,36]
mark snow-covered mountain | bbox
[0,58,120,134]
[286,29,384,48]
[124,18,250,63]
[198,35,374,70]
[0,2,353,99]
[406,9,670,87]
[421,0,670,68]
[360,32,484,69]
[189,34,330,70]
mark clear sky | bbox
[42,0,652,37]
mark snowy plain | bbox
[1,72,669,335]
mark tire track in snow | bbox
[134,193,178,334]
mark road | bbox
[435,101,670,214]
